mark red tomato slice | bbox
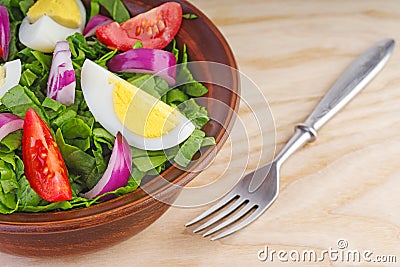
[120,2,182,49]
[22,109,72,202]
[96,22,139,51]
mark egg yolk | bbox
[0,67,5,87]
[27,0,82,28]
[112,78,179,138]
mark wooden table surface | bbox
[3,0,400,266]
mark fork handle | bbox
[275,38,395,165]
[303,38,394,133]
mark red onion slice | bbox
[0,113,23,141]
[0,5,10,61]
[83,14,113,38]
[47,41,76,106]
[83,132,132,199]
[107,48,177,85]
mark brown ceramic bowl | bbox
[0,0,239,257]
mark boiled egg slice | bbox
[0,59,21,99]
[81,59,195,151]
[19,0,86,53]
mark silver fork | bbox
[185,38,395,240]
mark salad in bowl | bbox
[0,0,214,214]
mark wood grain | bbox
[2,0,400,265]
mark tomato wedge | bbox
[96,2,182,51]
[95,22,139,51]
[22,109,72,202]
[121,2,182,49]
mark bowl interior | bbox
[0,0,239,224]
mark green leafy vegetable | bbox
[55,129,100,189]
[20,69,38,87]
[171,39,179,62]
[180,98,210,129]
[98,0,130,23]
[166,88,188,106]
[1,85,48,121]
[182,13,198,19]
[0,159,18,214]
[177,45,209,97]
[0,131,22,153]
[0,2,216,214]
[132,40,143,49]
[94,49,118,68]
[60,118,92,151]
[18,0,34,16]
[174,129,205,167]
[89,0,100,19]
[67,33,109,69]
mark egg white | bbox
[0,59,21,100]
[81,59,196,151]
[18,0,86,53]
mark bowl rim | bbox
[0,0,239,231]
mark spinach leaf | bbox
[171,39,179,62]
[166,88,188,106]
[0,160,18,213]
[182,14,198,19]
[51,109,77,129]
[14,155,48,210]
[0,151,16,169]
[132,40,143,49]
[20,68,38,87]
[16,175,43,208]
[93,128,115,149]
[0,130,22,153]
[202,136,216,147]
[67,33,109,68]
[42,97,66,120]
[177,44,209,97]
[31,50,51,71]
[18,0,34,15]
[174,129,206,167]
[0,160,18,194]
[133,155,168,173]
[180,98,209,129]
[98,0,130,23]
[128,74,158,98]
[92,138,107,175]
[60,118,92,151]
[89,0,100,18]
[7,21,20,61]
[94,49,117,68]
[1,85,48,121]
[18,200,74,212]
[55,129,100,189]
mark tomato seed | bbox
[146,26,153,36]
[135,26,142,36]
[153,25,159,35]
[157,20,165,31]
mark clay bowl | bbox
[0,0,239,257]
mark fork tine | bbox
[193,198,245,233]
[202,203,255,237]
[210,207,261,241]
[185,193,237,227]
